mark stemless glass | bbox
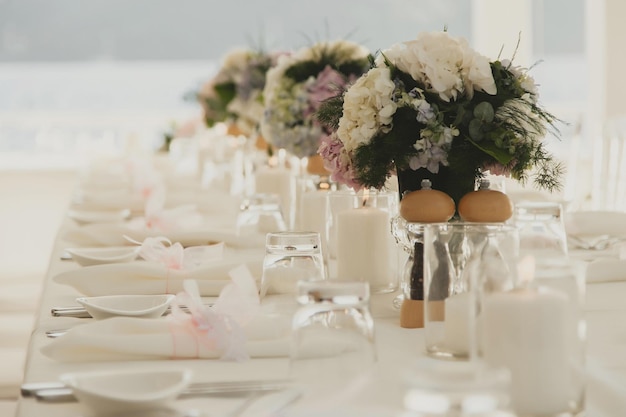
[403,358,513,417]
[423,223,519,360]
[260,231,325,297]
[236,193,287,234]
[289,281,376,385]
[513,201,568,260]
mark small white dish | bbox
[68,208,131,225]
[60,368,192,415]
[76,294,176,320]
[66,246,140,267]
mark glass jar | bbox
[423,222,520,360]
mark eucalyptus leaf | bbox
[468,138,515,164]
[453,106,465,126]
[473,102,495,122]
[469,119,484,140]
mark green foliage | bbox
[316,95,344,131]
[284,42,371,83]
[202,81,236,126]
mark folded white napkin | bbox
[46,268,292,362]
[41,314,291,362]
[586,259,626,283]
[53,259,263,296]
[62,223,266,249]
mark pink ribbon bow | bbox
[168,266,260,361]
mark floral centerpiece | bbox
[261,40,371,159]
[317,31,562,202]
[198,48,281,135]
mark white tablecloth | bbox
[15,213,626,417]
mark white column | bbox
[586,0,626,209]
[471,0,533,65]
[587,0,626,120]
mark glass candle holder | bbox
[481,258,586,416]
[329,189,398,294]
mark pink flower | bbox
[318,134,362,190]
[305,66,349,120]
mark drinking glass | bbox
[403,358,513,417]
[168,137,199,177]
[236,193,287,234]
[513,201,568,260]
[423,222,519,360]
[260,231,325,297]
[289,281,376,384]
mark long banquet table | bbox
[14,177,626,417]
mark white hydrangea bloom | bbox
[219,49,250,84]
[337,67,397,152]
[379,32,497,102]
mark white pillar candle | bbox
[482,287,571,416]
[336,203,391,291]
[255,167,295,229]
[443,292,471,356]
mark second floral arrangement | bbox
[261,40,371,159]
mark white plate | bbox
[68,208,131,225]
[76,294,175,320]
[66,246,140,267]
[60,368,192,415]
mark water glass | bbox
[168,137,199,177]
[290,281,376,384]
[403,358,512,417]
[513,201,568,260]
[236,193,287,234]
[260,231,325,297]
[423,223,519,360]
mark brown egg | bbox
[400,189,456,222]
[458,188,514,222]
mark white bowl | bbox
[76,294,176,320]
[66,246,140,267]
[60,368,192,415]
[68,208,131,225]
